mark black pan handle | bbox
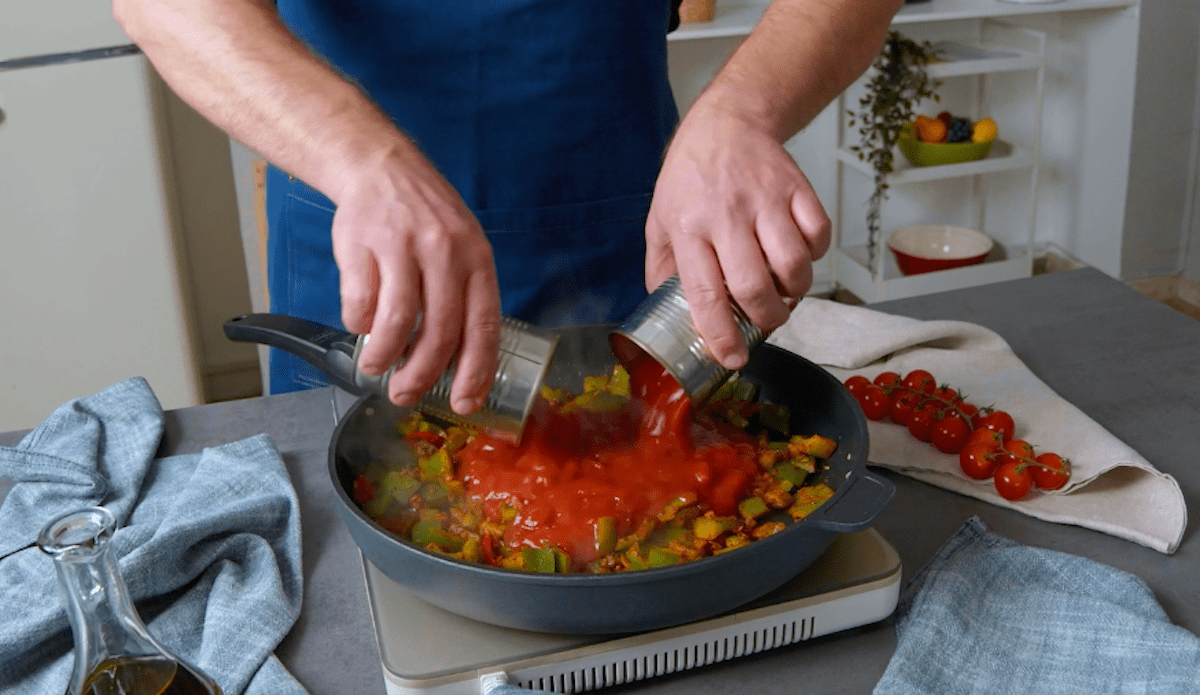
[224,313,364,395]
[806,466,895,533]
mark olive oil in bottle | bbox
[38,507,223,695]
[81,655,221,695]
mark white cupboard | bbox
[1,4,204,431]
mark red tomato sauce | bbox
[457,350,759,569]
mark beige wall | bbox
[1122,0,1200,282]
[159,79,262,401]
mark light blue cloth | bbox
[875,516,1200,694]
[0,377,308,695]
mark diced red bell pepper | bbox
[352,475,377,505]
[481,534,497,566]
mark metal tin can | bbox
[609,275,766,403]
[353,316,559,443]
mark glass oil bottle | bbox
[38,506,222,695]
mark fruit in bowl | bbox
[887,225,994,275]
[899,113,997,167]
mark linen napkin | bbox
[874,516,1200,694]
[769,298,1186,554]
[0,377,308,695]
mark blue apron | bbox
[267,0,679,393]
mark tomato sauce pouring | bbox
[458,348,760,570]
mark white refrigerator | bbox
[1,2,204,431]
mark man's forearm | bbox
[112,0,414,204]
[694,0,903,141]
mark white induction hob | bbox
[360,528,901,695]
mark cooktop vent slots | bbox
[514,613,819,693]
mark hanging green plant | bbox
[848,31,940,273]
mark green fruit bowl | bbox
[898,126,995,167]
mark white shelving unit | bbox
[832,21,1048,302]
[667,0,767,41]
[652,0,1139,297]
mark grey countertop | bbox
[6,267,1198,694]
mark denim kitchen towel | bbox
[874,517,1200,695]
[0,377,308,695]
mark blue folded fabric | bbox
[874,516,1200,694]
[0,377,308,695]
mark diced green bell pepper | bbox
[737,496,770,520]
[540,385,571,405]
[419,449,453,480]
[609,366,630,397]
[522,546,558,573]
[418,482,449,505]
[647,548,681,567]
[792,434,837,460]
[410,519,465,552]
[771,461,809,488]
[564,390,627,413]
[646,524,691,548]
[553,547,572,574]
[443,427,471,453]
[788,483,835,521]
[693,515,737,540]
[657,492,697,522]
[624,548,649,571]
[594,516,617,555]
[362,471,421,518]
[583,374,610,393]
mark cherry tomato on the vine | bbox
[858,385,891,421]
[965,428,1006,450]
[873,371,901,389]
[931,414,970,454]
[977,410,1016,442]
[1032,452,1071,490]
[999,439,1034,468]
[994,461,1033,500]
[933,385,961,405]
[901,370,937,394]
[844,375,872,398]
[906,405,939,442]
[959,443,1000,480]
[889,392,924,426]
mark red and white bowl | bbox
[887,225,993,275]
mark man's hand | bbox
[333,147,502,416]
[646,103,830,369]
[112,0,507,415]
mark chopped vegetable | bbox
[594,516,617,555]
[788,483,835,520]
[411,519,465,552]
[737,496,770,520]
[354,367,839,574]
[523,547,557,573]
[362,471,420,518]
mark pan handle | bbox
[805,466,895,534]
[224,314,363,395]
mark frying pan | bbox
[225,316,893,635]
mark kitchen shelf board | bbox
[893,0,1137,24]
[834,244,1034,302]
[667,0,1139,41]
[838,140,1032,185]
[668,0,766,41]
[925,41,1041,77]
